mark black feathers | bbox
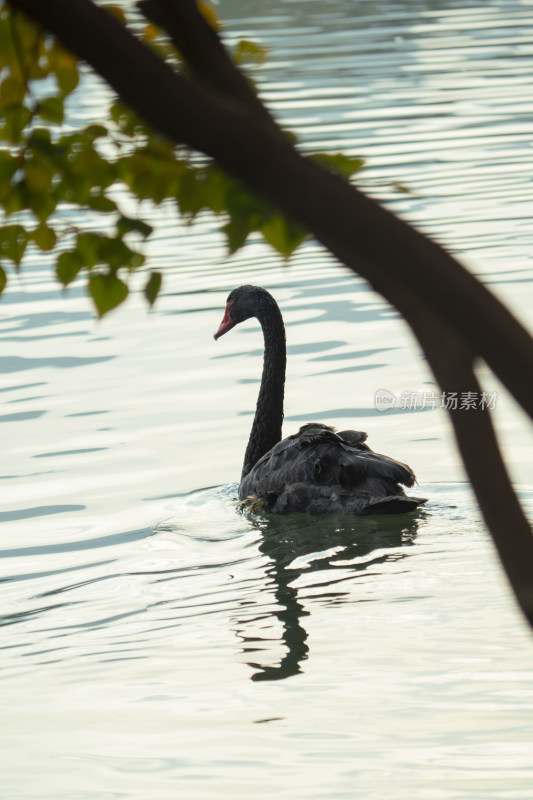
[215,287,426,516]
[239,423,425,515]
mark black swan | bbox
[214,285,426,515]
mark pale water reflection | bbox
[2,0,533,798]
[158,483,424,682]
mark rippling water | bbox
[2,1,533,798]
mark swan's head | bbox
[214,285,275,340]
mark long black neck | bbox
[242,299,286,480]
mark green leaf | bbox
[144,271,162,307]
[176,169,210,218]
[117,215,153,239]
[233,39,270,66]
[74,230,144,272]
[198,1,221,30]
[27,127,55,157]
[47,39,78,88]
[86,193,117,212]
[3,181,27,215]
[0,76,26,109]
[111,100,147,138]
[42,27,79,94]
[0,14,17,72]
[220,183,268,254]
[25,159,53,193]
[119,150,185,204]
[106,5,127,24]
[261,214,306,259]
[204,166,231,214]
[0,151,18,200]
[311,152,364,179]
[88,272,128,318]
[60,172,93,204]
[0,224,29,267]
[222,214,252,255]
[24,134,58,198]
[32,223,57,251]
[0,264,6,294]
[141,22,162,43]
[99,236,141,270]
[0,105,32,143]
[85,124,108,141]
[28,126,52,143]
[56,250,84,285]
[37,96,64,124]
[56,66,79,98]
[130,252,145,268]
[76,231,105,268]
[8,12,44,77]
[27,188,57,222]
[68,139,115,190]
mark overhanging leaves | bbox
[0,223,29,267]
[0,2,329,307]
[88,271,128,317]
[144,270,162,306]
[56,249,84,285]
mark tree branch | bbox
[410,313,533,623]
[138,0,281,137]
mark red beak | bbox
[214,302,236,340]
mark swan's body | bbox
[215,285,426,515]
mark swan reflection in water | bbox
[155,486,424,683]
[211,285,426,679]
[232,506,424,682]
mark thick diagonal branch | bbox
[410,314,533,624]
[139,0,281,137]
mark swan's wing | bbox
[239,423,418,508]
[337,429,368,446]
[291,422,367,447]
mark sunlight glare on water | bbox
[2,1,533,798]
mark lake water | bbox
[2,1,533,797]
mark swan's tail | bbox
[363,495,427,515]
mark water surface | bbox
[2,1,533,798]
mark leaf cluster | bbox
[0,3,364,315]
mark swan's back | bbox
[214,287,425,516]
[239,423,426,515]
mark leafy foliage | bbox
[0,2,364,315]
